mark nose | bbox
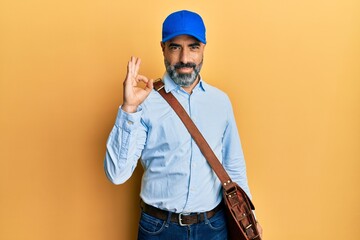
[179,48,190,64]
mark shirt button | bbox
[127,120,133,125]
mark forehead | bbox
[166,35,202,44]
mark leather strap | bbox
[153,80,234,191]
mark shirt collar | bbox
[162,72,206,93]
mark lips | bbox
[177,67,194,73]
[178,67,193,70]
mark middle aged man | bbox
[104,10,263,240]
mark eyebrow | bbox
[168,43,181,48]
[168,42,201,48]
[188,42,201,47]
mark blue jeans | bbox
[137,209,228,240]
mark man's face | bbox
[161,35,205,87]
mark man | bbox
[104,10,262,239]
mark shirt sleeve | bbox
[104,106,147,184]
[222,99,253,200]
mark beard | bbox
[165,59,203,87]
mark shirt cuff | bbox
[115,105,143,132]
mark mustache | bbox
[174,62,196,69]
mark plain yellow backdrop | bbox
[1,0,359,239]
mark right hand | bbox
[122,56,153,113]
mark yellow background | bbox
[1,0,359,239]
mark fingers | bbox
[124,56,153,92]
[134,57,141,77]
[145,78,154,92]
[135,75,154,93]
[126,56,141,79]
[136,74,149,84]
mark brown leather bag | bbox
[154,80,261,240]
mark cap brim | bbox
[162,31,206,44]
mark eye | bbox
[190,45,200,51]
[168,44,181,51]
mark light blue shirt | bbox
[104,73,252,213]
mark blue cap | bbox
[162,10,206,44]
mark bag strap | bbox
[153,79,235,191]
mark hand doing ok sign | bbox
[122,56,154,113]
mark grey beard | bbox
[165,60,203,87]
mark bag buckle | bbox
[153,78,164,91]
[178,213,191,226]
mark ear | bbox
[160,41,165,52]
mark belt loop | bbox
[203,212,209,224]
[197,213,200,223]
[165,210,172,226]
